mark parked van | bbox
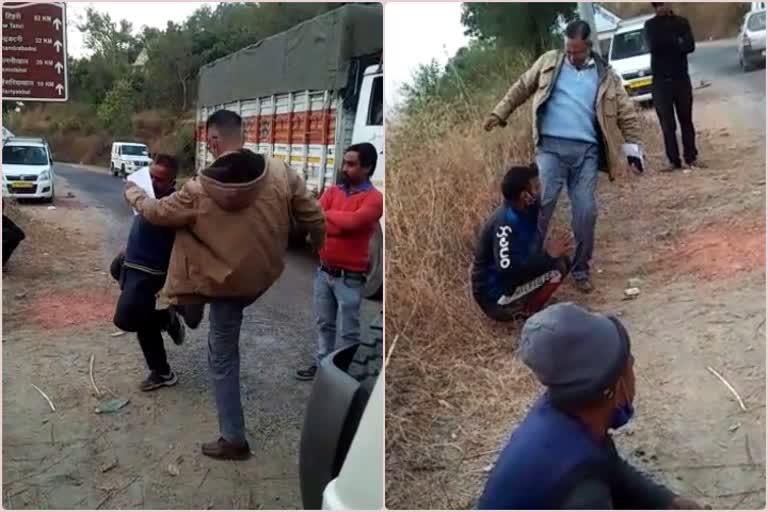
[110,142,152,177]
[608,15,655,104]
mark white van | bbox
[608,15,655,104]
[110,142,152,177]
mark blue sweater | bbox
[540,59,599,143]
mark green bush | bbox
[97,79,136,135]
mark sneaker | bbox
[166,308,185,346]
[685,160,705,170]
[140,370,178,392]
[574,277,594,294]
[295,364,318,381]
[201,437,251,460]
[174,303,204,330]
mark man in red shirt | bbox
[296,142,383,380]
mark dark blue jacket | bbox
[124,188,175,274]
[478,394,612,510]
[471,203,552,301]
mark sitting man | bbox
[478,303,705,510]
[112,154,187,391]
[471,164,572,321]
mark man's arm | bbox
[613,74,642,144]
[323,191,383,233]
[490,54,545,122]
[286,162,326,250]
[612,456,677,509]
[678,17,695,54]
[125,181,198,228]
[318,189,342,236]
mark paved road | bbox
[688,38,766,130]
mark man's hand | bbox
[545,236,573,258]
[124,181,139,192]
[670,497,710,509]
[483,114,502,132]
[628,156,644,175]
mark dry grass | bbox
[382,56,760,508]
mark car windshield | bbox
[122,145,148,156]
[3,145,48,165]
[611,29,649,61]
[748,12,765,31]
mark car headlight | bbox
[39,170,50,181]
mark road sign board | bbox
[2,2,68,102]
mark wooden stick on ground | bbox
[31,384,55,412]
[89,354,102,397]
[707,366,747,411]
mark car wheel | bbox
[120,165,126,178]
[111,164,117,177]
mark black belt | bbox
[319,263,366,279]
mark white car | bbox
[110,141,152,177]
[608,15,655,104]
[738,9,766,72]
[2,137,56,202]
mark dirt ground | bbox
[384,55,765,509]
[1,179,310,509]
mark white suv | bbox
[110,141,151,177]
[738,9,766,72]
[2,137,55,202]
[609,16,655,104]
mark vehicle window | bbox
[366,76,383,126]
[610,29,649,61]
[748,12,765,31]
[3,145,49,165]
[122,145,148,156]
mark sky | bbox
[385,2,469,108]
[66,2,216,58]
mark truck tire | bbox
[347,311,383,394]
[363,223,383,300]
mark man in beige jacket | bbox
[125,110,325,460]
[484,20,642,293]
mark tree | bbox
[461,3,576,54]
[97,79,136,135]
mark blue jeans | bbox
[535,136,599,280]
[314,268,364,364]
[207,297,256,445]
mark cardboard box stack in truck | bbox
[194,4,384,298]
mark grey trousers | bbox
[535,136,600,280]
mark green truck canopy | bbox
[197,3,383,108]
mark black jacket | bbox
[644,13,695,81]
[124,187,176,274]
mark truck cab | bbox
[351,64,384,299]
[609,16,654,104]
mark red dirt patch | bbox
[661,218,765,279]
[15,287,118,330]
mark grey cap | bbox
[519,302,630,406]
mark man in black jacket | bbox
[112,154,187,391]
[645,2,699,172]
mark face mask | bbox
[610,402,635,429]
[609,378,635,429]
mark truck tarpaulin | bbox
[197,4,383,108]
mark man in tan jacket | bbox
[125,109,325,460]
[484,20,642,293]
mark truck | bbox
[194,4,384,298]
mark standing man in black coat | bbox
[645,3,700,172]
